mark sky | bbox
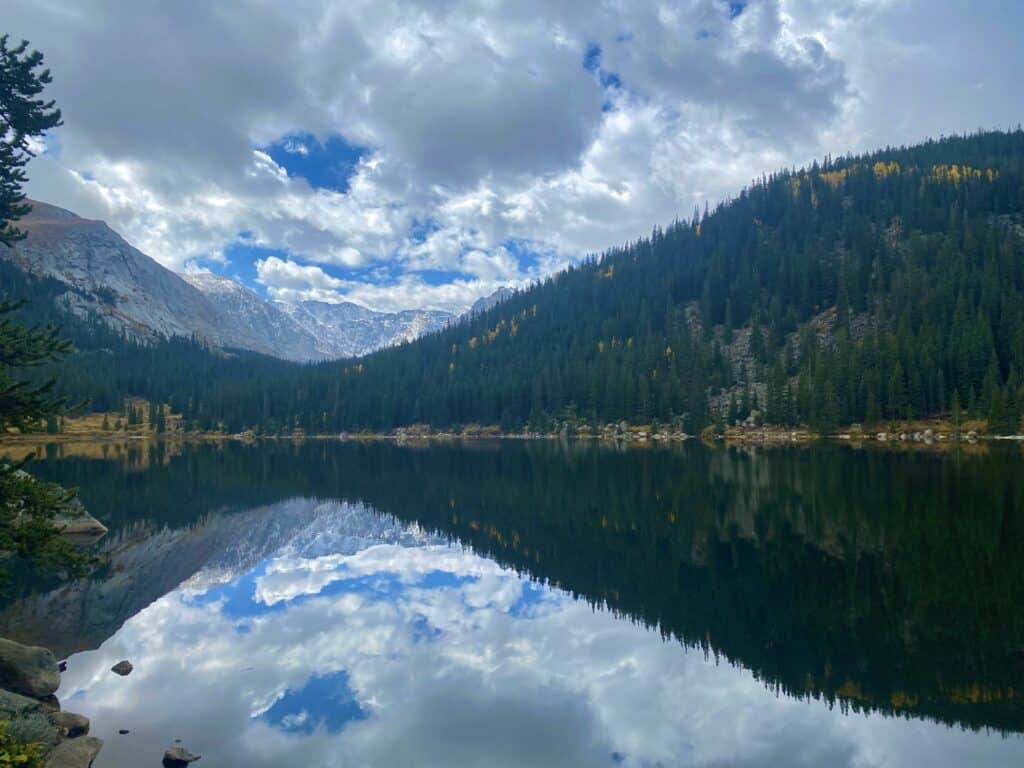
[7,0,1024,313]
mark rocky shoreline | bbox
[0,637,102,767]
[0,639,201,767]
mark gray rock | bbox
[52,513,108,544]
[163,746,201,766]
[0,688,61,749]
[51,711,90,737]
[110,660,133,676]
[0,637,60,698]
[43,735,103,768]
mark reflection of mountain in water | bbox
[9,440,1024,732]
[0,495,427,659]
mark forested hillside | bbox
[8,130,1024,434]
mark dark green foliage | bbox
[0,301,91,589]
[0,301,71,432]
[0,720,43,767]
[11,130,1024,433]
[0,35,62,246]
[0,36,91,589]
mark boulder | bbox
[163,746,201,766]
[53,513,108,544]
[0,637,60,699]
[110,660,133,676]
[43,735,103,768]
[0,688,61,750]
[51,711,90,738]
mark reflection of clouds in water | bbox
[58,507,1024,768]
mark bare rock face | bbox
[43,735,103,768]
[163,745,201,766]
[110,660,133,676]
[0,637,60,699]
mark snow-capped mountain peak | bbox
[3,200,499,362]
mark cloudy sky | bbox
[8,0,1024,312]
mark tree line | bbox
[8,130,1024,434]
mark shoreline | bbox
[3,425,1023,456]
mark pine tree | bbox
[0,36,62,246]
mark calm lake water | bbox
[2,439,1024,767]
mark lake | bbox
[2,439,1023,767]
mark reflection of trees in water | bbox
[23,440,1024,733]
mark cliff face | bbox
[3,201,232,346]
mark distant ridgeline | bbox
[7,129,1024,432]
[17,440,1024,732]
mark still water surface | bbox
[2,440,1024,767]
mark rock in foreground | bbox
[0,637,61,699]
[110,660,133,676]
[43,735,103,768]
[0,637,104,766]
[50,711,90,738]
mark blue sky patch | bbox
[260,132,368,193]
[186,560,279,619]
[503,238,545,273]
[418,268,474,286]
[260,670,367,734]
[510,580,550,618]
[216,239,287,294]
[729,1,746,19]
[408,217,442,244]
[582,43,623,109]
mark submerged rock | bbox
[51,711,90,738]
[43,735,103,768]
[163,745,201,766]
[110,660,133,676]
[0,637,61,698]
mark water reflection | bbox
[54,498,1024,768]
[2,440,1024,766]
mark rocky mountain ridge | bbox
[0,201,499,362]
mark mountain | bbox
[0,201,232,344]
[184,273,453,360]
[272,298,452,359]
[1,201,455,362]
[468,286,514,316]
[15,131,1024,435]
[180,272,324,361]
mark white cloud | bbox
[8,0,1024,311]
